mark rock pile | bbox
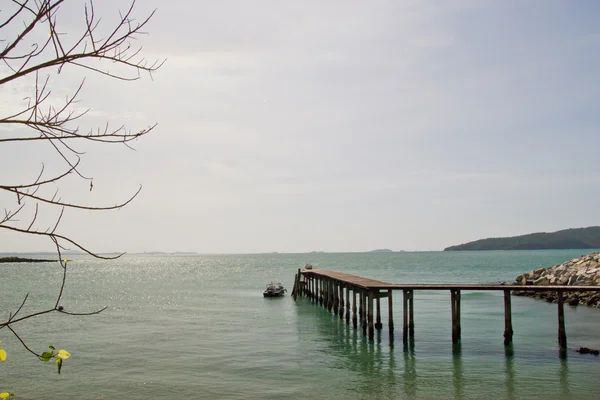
[512,252,600,307]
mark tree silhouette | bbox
[0,0,163,372]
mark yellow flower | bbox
[0,350,6,362]
[0,392,13,399]
[56,349,71,359]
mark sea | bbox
[1,250,600,400]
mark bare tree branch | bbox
[0,0,163,363]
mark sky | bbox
[1,0,600,254]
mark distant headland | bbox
[0,256,55,263]
[444,226,600,251]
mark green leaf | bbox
[41,351,53,362]
[49,346,56,351]
[56,358,62,374]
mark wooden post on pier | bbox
[451,289,461,344]
[408,290,415,338]
[345,286,351,324]
[328,279,334,312]
[557,290,567,353]
[333,281,339,315]
[503,289,513,345]
[388,289,394,334]
[367,291,375,341]
[403,289,409,342]
[352,290,358,329]
[375,292,383,329]
[319,278,323,305]
[361,291,367,335]
[339,283,344,317]
[293,269,300,300]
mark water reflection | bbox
[504,345,515,400]
[295,302,400,398]
[452,343,464,400]
[559,358,570,399]
[403,343,417,398]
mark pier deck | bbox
[301,268,600,292]
[292,268,600,355]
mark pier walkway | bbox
[291,268,600,354]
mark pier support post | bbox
[345,286,351,324]
[324,279,329,309]
[327,279,335,312]
[503,289,513,345]
[375,292,383,329]
[368,291,375,341]
[388,289,394,334]
[333,281,339,315]
[408,290,415,338]
[293,269,300,300]
[352,289,357,328]
[339,283,344,317]
[361,291,367,336]
[557,290,567,353]
[451,289,461,344]
[403,289,409,343]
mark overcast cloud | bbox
[1,0,600,253]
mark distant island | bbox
[444,226,600,251]
[0,256,55,263]
[366,249,394,253]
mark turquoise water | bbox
[1,250,600,399]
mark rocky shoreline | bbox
[512,252,600,307]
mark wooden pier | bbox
[291,268,600,353]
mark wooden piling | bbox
[328,279,334,312]
[408,289,415,338]
[503,289,513,345]
[324,278,329,309]
[403,289,409,343]
[451,289,461,344]
[331,281,339,315]
[361,291,367,335]
[352,289,357,328]
[339,283,344,317]
[557,290,567,352]
[388,289,394,333]
[375,292,382,329]
[319,278,323,305]
[345,286,351,324]
[368,291,375,341]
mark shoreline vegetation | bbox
[445,226,600,251]
[0,256,56,263]
[512,251,600,308]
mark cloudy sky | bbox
[1,0,600,253]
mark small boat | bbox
[263,282,287,297]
